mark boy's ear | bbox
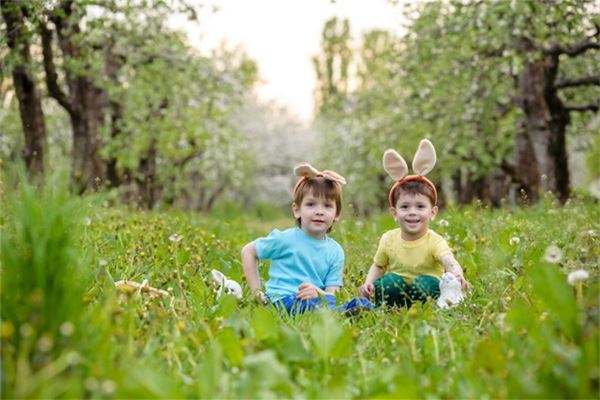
[431,205,439,219]
[292,202,300,219]
[389,206,397,218]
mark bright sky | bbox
[179,0,404,123]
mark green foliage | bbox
[313,1,599,211]
[2,188,598,398]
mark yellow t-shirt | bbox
[373,229,452,282]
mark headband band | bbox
[388,175,438,207]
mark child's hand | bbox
[253,289,267,304]
[359,282,374,299]
[296,283,322,300]
[453,273,470,290]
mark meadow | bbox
[1,178,598,399]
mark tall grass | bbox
[1,170,91,397]
[1,178,598,398]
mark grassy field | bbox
[1,180,598,398]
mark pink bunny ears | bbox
[383,139,438,206]
[292,162,347,195]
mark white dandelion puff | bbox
[567,269,590,286]
[509,236,520,246]
[169,234,182,243]
[60,321,75,336]
[101,380,116,395]
[439,219,449,227]
[588,230,598,238]
[83,217,92,226]
[543,245,563,264]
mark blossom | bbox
[567,269,590,286]
[509,236,520,246]
[83,217,92,226]
[169,233,182,243]
[438,219,449,227]
[543,245,563,264]
[588,230,598,238]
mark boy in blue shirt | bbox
[241,162,347,314]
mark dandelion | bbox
[101,380,116,395]
[588,230,598,238]
[66,351,80,365]
[543,245,563,264]
[19,323,33,337]
[83,217,92,226]
[509,236,520,246]
[37,336,53,352]
[169,233,182,243]
[60,321,75,336]
[567,269,589,306]
[439,219,449,227]
[567,269,590,286]
[98,259,108,267]
[84,377,99,391]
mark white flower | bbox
[83,217,92,226]
[101,380,116,395]
[37,336,53,352]
[169,234,182,243]
[60,321,75,336]
[509,236,520,245]
[543,245,563,264]
[439,219,449,227]
[567,269,590,286]
[588,230,598,238]
[84,377,99,391]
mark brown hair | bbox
[390,179,436,207]
[293,177,343,229]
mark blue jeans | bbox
[271,294,373,316]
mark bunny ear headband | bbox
[292,162,347,195]
[383,138,438,207]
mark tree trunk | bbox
[513,124,541,203]
[517,58,571,203]
[40,0,106,193]
[1,0,47,177]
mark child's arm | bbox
[241,242,266,303]
[359,263,385,299]
[439,253,470,289]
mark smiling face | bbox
[390,192,438,240]
[292,191,339,240]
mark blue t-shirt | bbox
[254,227,344,300]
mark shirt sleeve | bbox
[433,235,452,260]
[254,229,284,260]
[324,245,344,287]
[373,233,390,271]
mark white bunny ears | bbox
[292,162,346,195]
[383,139,438,206]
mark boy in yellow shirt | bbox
[359,139,469,308]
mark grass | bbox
[1,179,598,398]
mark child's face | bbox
[390,192,438,240]
[292,192,339,240]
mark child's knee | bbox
[412,275,441,298]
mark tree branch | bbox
[555,76,600,89]
[544,38,599,57]
[565,102,599,113]
[40,22,73,114]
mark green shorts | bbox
[374,273,440,308]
